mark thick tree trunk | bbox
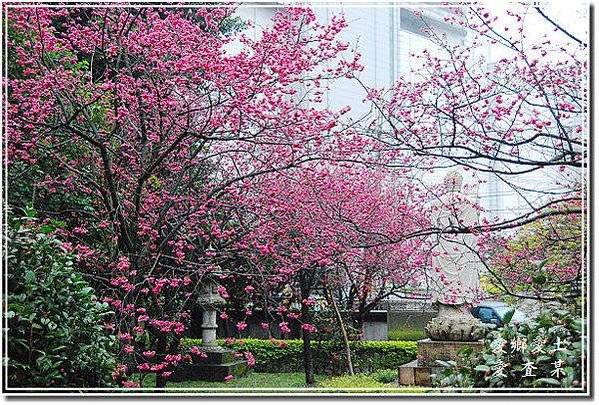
[299,273,315,386]
[155,334,167,389]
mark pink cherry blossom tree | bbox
[5,5,360,387]
[230,161,431,381]
[360,3,586,300]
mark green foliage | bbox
[352,340,418,373]
[370,368,398,384]
[5,213,117,387]
[183,338,417,375]
[433,308,585,390]
[218,15,248,36]
[488,211,582,300]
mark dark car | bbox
[471,301,529,327]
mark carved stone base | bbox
[170,349,249,382]
[425,304,484,341]
[425,316,484,341]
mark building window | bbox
[399,8,466,43]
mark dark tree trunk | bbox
[299,273,315,386]
[155,334,167,389]
[352,313,365,338]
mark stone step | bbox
[194,349,238,365]
[170,360,250,382]
[398,359,444,387]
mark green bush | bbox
[433,308,585,390]
[370,368,398,384]
[182,338,417,375]
[5,213,117,387]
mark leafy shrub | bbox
[182,338,417,375]
[488,211,582,301]
[370,368,398,384]
[433,308,585,390]
[5,213,117,387]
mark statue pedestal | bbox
[398,338,484,386]
[170,348,249,382]
[170,308,249,382]
[399,306,485,386]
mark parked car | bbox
[471,301,529,327]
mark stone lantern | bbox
[197,277,225,349]
[170,276,249,382]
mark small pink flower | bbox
[165,354,182,363]
[244,351,256,367]
[279,322,291,333]
[117,256,130,272]
[236,321,247,331]
[190,346,208,359]
[72,226,88,235]
[162,371,172,378]
[217,285,229,299]
[301,323,317,333]
[224,374,234,381]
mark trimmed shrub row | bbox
[182,338,417,375]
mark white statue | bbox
[429,171,482,306]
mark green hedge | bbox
[182,338,417,375]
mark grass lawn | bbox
[137,372,429,393]
[167,372,325,389]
